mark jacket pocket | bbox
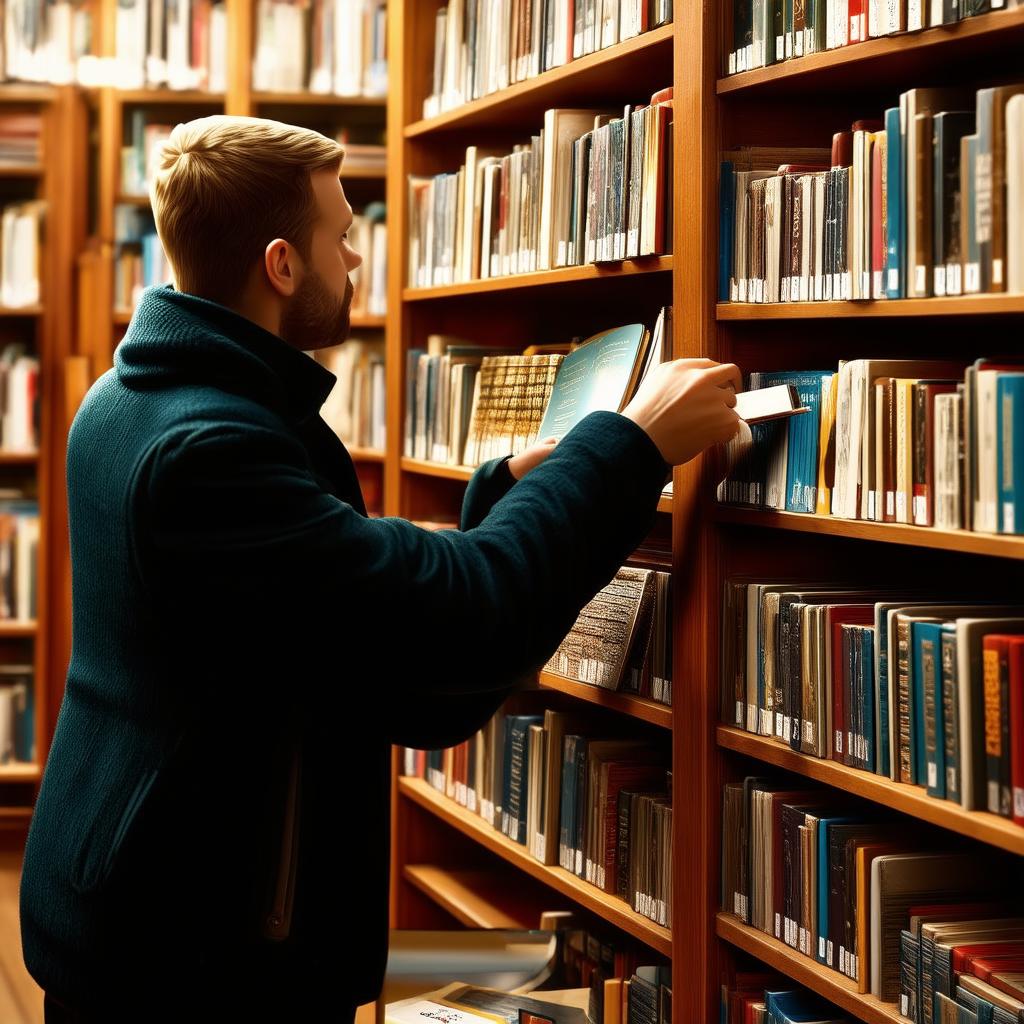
[70,764,162,894]
[262,738,302,941]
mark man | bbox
[20,116,740,1021]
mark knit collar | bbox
[115,284,337,423]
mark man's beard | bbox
[279,271,352,351]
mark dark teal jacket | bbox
[20,284,668,1019]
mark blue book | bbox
[536,323,649,440]
[559,735,581,869]
[785,373,828,513]
[884,106,904,299]
[997,373,1024,534]
[719,161,736,301]
[816,815,857,967]
[911,621,942,786]
[765,989,845,1023]
[915,621,946,797]
[878,612,892,779]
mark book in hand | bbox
[734,383,810,424]
[535,324,650,441]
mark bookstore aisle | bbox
[384,0,1024,1022]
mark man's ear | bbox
[264,238,301,297]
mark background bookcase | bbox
[383,3,1024,1022]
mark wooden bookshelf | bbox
[403,256,673,301]
[715,505,1024,560]
[716,6,1024,97]
[538,671,673,730]
[717,294,1024,319]
[398,776,673,956]
[0,306,43,317]
[402,865,544,929]
[718,726,1024,856]
[715,915,904,1024]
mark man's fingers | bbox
[705,361,743,392]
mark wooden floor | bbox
[0,847,42,1024]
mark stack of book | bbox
[725,0,1024,75]
[404,311,671,468]
[0,495,38,622]
[350,201,387,317]
[251,0,387,95]
[1,0,87,84]
[422,0,673,117]
[319,338,385,451]
[109,0,227,90]
[717,357,1024,536]
[721,583,1024,822]
[402,697,673,926]
[0,665,33,764]
[0,202,43,309]
[408,94,673,287]
[0,114,41,166]
[114,207,167,313]
[341,143,386,176]
[720,84,1024,303]
[723,974,852,1023]
[721,777,1023,1006]
[547,566,673,706]
[0,344,39,452]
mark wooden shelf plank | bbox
[716,914,903,1024]
[398,776,672,956]
[0,451,38,463]
[405,24,674,138]
[0,165,42,178]
[113,309,132,325]
[348,445,386,463]
[0,763,40,783]
[340,167,386,180]
[350,314,387,329]
[402,865,542,929]
[657,494,672,514]
[0,621,37,636]
[405,257,673,301]
[0,85,56,103]
[716,7,1024,96]
[717,726,1024,856]
[114,89,226,105]
[116,193,149,206]
[539,671,672,729]
[252,91,387,107]
[715,505,1024,560]
[717,294,1024,319]
[401,457,473,481]
[0,304,42,316]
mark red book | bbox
[1010,637,1024,825]
[848,0,866,42]
[983,635,1021,816]
[832,130,853,169]
[952,943,1024,976]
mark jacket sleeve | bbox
[460,455,516,531]
[137,409,668,728]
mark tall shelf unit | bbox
[384,2,1024,1022]
[0,85,84,833]
[73,0,389,512]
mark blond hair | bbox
[150,115,344,305]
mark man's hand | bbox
[508,436,559,480]
[621,358,742,466]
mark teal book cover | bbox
[536,323,648,440]
[997,373,1024,534]
[912,621,943,787]
[915,621,946,797]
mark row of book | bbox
[350,200,387,318]
[401,698,673,925]
[725,0,1024,76]
[319,338,385,451]
[252,0,387,96]
[721,84,1024,304]
[0,113,41,166]
[0,344,40,453]
[717,358,1024,536]
[0,497,38,622]
[114,207,166,314]
[0,667,33,764]
[723,974,852,1023]
[407,95,673,288]
[0,201,43,309]
[721,582,1024,821]
[423,0,673,118]
[403,309,671,469]
[720,776,1024,1008]
[548,566,673,706]
[121,113,171,199]
[109,0,226,91]
[0,0,87,85]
